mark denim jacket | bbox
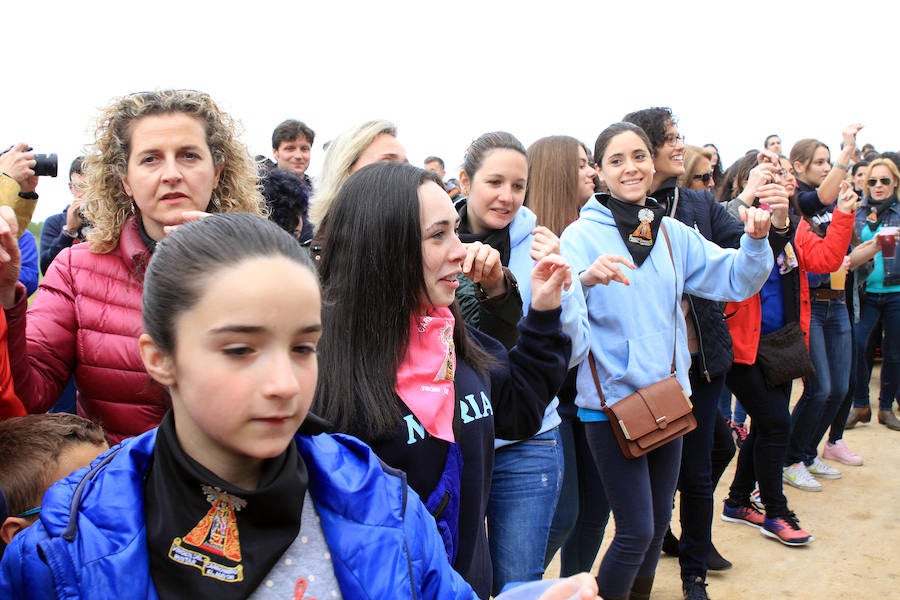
[852,198,900,321]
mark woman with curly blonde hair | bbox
[0,89,264,444]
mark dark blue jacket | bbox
[0,428,477,599]
[39,208,77,276]
[670,186,744,379]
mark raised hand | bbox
[836,180,859,214]
[462,241,506,296]
[529,254,572,311]
[738,205,772,239]
[0,206,22,307]
[531,226,560,261]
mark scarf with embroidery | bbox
[599,193,667,267]
[865,194,898,231]
[395,306,457,443]
[145,412,306,599]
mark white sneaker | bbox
[750,483,765,512]
[807,456,842,479]
[782,462,823,491]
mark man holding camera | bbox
[0,143,40,237]
[40,157,88,275]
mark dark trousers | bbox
[676,372,725,581]
[585,422,682,599]
[726,363,792,517]
[559,418,609,576]
[711,409,737,488]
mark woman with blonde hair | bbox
[678,146,715,191]
[307,119,406,259]
[0,89,264,443]
[848,157,900,431]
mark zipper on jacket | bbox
[430,492,451,521]
[686,295,712,382]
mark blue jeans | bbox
[853,292,900,410]
[786,299,851,465]
[585,422,682,599]
[487,427,563,596]
[717,386,746,425]
[544,410,611,576]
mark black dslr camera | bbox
[0,146,58,177]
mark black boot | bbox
[706,542,732,571]
[662,527,680,557]
[629,575,654,600]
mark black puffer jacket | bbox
[658,183,744,380]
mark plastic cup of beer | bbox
[879,226,899,259]
[830,269,847,290]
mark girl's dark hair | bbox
[704,143,726,196]
[142,213,315,354]
[622,107,675,149]
[313,161,492,440]
[462,131,526,181]
[594,122,655,165]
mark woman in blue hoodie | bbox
[560,122,773,600]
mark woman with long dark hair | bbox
[312,162,573,598]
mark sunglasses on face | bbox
[692,172,713,184]
[868,177,894,187]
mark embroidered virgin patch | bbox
[168,485,247,582]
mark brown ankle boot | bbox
[629,575,654,600]
[878,410,900,431]
[846,407,871,429]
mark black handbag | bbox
[755,321,815,388]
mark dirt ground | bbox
[544,365,900,599]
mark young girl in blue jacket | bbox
[560,122,774,600]
[0,213,480,599]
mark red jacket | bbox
[0,307,25,419]
[6,218,167,443]
[725,209,854,364]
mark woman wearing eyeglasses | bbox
[848,158,900,431]
[0,90,264,444]
[678,146,715,191]
[780,127,865,492]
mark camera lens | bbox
[33,153,58,177]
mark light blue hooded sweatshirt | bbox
[559,195,773,421]
[495,206,590,446]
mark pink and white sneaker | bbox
[822,439,863,466]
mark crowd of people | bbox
[0,89,896,600]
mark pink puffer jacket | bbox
[6,217,168,443]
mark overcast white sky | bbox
[4,1,897,221]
